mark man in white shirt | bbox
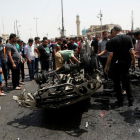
[85,35,93,55]
[79,37,87,58]
[34,37,40,73]
[24,38,35,81]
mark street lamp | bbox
[97,10,103,38]
[34,18,38,36]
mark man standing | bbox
[24,38,35,81]
[35,39,50,72]
[68,38,78,51]
[34,37,40,73]
[127,32,136,51]
[17,39,25,83]
[104,25,136,107]
[79,37,87,58]
[0,37,9,88]
[98,31,109,80]
[85,35,93,55]
[6,34,21,90]
[134,31,140,68]
[91,35,100,54]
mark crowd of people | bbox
[0,24,140,107]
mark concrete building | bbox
[86,24,130,37]
[2,34,9,43]
[76,15,80,37]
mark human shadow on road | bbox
[7,99,90,137]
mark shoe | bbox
[115,101,123,107]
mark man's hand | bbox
[104,66,108,74]
[0,68,2,74]
[21,59,23,63]
[28,59,32,63]
[12,64,16,69]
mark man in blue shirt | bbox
[0,57,6,96]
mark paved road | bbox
[0,64,140,140]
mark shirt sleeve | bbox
[24,47,27,54]
[91,41,93,47]
[132,38,136,45]
[107,40,114,53]
[128,37,134,50]
[98,41,101,47]
[6,44,11,52]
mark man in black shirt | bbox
[68,38,78,51]
[127,32,136,50]
[61,40,68,50]
[91,35,99,54]
[104,25,136,107]
[35,39,50,72]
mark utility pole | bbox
[2,18,5,34]
[14,21,16,34]
[97,10,103,37]
[100,10,103,38]
[61,0,65,37]
[131,11,134,32]
[34,18,38,36]
[16,20,19,38]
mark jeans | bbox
[42,61,49,72]
[35,58,39,73]
[27,60,35,79]
[99,57,108,80]
[11,62,20,89]
[19,62,24,81]
[111,62,133,102]
[1,62,8,83]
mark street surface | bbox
[0,64,140,140]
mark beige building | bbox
[2,34,9,42]
[86,24,115,36]
[76,15,80,37]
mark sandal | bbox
[14,87,21,90]
[5,83,11,88]
[0,93,6,96]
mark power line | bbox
[41,0,51,17]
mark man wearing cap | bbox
[104,25,136,107]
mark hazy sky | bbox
[0,0,140,42]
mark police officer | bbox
[104,25,136,107]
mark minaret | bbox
[76,15,80,36]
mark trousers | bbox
[27,60,35,79]
[11,62,20,89]
[111,62,133,102]
[99,57,108,80]
[1,62,8,83]
[42,61,49,72]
